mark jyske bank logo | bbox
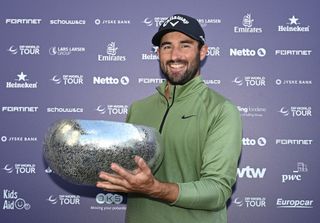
[278,16,310,32]
[7,45,40,55]
[98,42,126,62]
[234,13,263,33]
[6,72,38,89]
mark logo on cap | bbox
[162,15,189,27]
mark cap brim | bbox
[152,28,203,46]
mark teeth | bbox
[170,63,184,68]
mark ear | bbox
[199,44,208,61]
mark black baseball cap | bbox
[152,14,205,46]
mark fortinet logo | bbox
[237,166,266,179]
[278,106,312,117]
[242,137,267,147]
[93,76,129,85]
[234,13,263,33]
[138,78,165,84]
[1,106,39,113]
[6,72,38,89]
[7,45,40,55]
[275,139,313,145]
[233,197,266,208]
[5,18,42,25]
[232,76,266,87]
[96,105,128,115]
[3,164,36,174]
[276,198,313,208]
[275,49,312,56]
[47,195,80,205]
[278,16,310,32]
[281,162,308,183]
[230,48,266,57]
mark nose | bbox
[170,46,183,61]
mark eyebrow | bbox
[160,39,194,47]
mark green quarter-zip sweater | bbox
[125,76,242,223]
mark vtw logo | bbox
[237,166,266,179]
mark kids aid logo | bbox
[47,195,80,206]
[3,189,31,210]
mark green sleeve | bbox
[172,101,242,211]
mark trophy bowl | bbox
[43,119,163,186]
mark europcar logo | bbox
[276,198,313,208]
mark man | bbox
[96,14,242,223]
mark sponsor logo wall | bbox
[0,0,318,222]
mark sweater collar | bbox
[156,76,205,101]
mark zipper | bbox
[159,85,176,134]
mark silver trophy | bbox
[44,120,163,186]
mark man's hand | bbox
[96,156,179,203]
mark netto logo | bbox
[242,137,267,147]
[96,193,124,205]
[237,166,266,179]
[93,76,129,85]
[230,48,266,57]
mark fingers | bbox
[135,156,151,174]
[96,181,128,193]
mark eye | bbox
[161,44,171,50]
[181,44,191,48]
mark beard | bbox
[160,53,201,85]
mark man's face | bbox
[158,31,207,85]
